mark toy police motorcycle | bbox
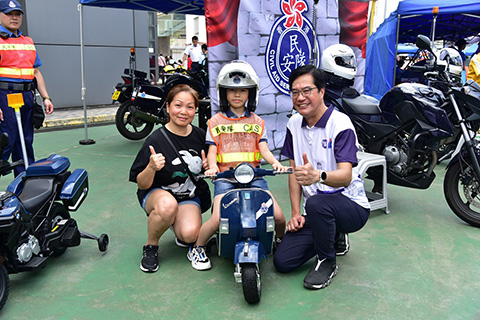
[0,133,108,310]
[206,163,291,304]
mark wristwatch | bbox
[319,170,327,184]
[42,96,52,102]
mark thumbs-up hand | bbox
[148,145,166,172]
[201,149,209,171]
[294,153,317,186]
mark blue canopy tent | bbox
[79,0,204,14]
[364,0,480,100]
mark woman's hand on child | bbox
[148,145,166,172]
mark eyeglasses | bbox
[289,87,317,99]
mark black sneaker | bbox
[303,257,338,290]
[140,245,159,273]
[334,233,349,256]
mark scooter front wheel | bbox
[0,265,9,311]
[241,263,261,304]
[115,101,154,140]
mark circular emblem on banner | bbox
[265,1,320,95]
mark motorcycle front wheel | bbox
[115,101,154,140]
[241,263,261,304]
[0,265,9,311]
[444,160,480,227]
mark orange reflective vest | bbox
[0,35,36,80]
[208,112,264,172]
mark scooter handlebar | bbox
[198,167,293,180]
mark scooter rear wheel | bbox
[0,265,9,311]
[115,101,154,140]
[241,263,261,304]
[49,203,71,257]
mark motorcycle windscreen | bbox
[218,188,274,260]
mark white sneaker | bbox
[187,246,212,271]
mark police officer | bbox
[0,0,54,175]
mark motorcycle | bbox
[323,35,480,227]
[111,68,150,104]
[205,163,291,304]
[111,48,151,105]
[115,70,211,140]
[0,133,109,310]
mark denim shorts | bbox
[213,178,269,197]
[141,188,201,215]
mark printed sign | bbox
[265,0,320,95]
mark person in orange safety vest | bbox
[0,0,54,176]
[186,60,289,271]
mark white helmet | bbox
[321,44,357,80]
[216,60,260,112]
[436,48,463,75]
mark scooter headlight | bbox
[234,164,255,184]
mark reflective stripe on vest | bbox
[211,123,263,137]
[0,43,36,51]
[0,67,34,77]
[217,151,262,164]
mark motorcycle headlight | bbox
[234,164,255,184]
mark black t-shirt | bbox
[129,126,207,205]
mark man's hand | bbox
[286,215,305,232]
[43,99,54,114]
[294,153,318,186]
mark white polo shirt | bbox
[183,43,203,62]
[282,105,370,209]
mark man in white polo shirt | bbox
[181,36,202,73]
[273,64,370,290]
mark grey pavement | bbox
[42,104,118,129]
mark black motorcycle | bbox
[0,133,109,310]
[111,68,150,104]
[115,71,211,140]
[324,35,480,227]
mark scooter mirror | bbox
[416,35,432,52]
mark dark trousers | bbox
[273,193,370,273]
[190,62,200,73]
[0,88,35,176]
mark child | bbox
[187,60,288,270]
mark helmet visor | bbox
[335,55,357,69]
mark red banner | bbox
[205,0,240,47]
[338,0,369,58]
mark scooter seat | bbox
[18,177,54,214]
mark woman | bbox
[129,84,208,273]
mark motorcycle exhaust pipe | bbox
[128,105,162,124]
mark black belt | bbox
[0,81,33,91]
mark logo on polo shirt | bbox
[322,138,332,149]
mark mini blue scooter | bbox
[207,163,291,304]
